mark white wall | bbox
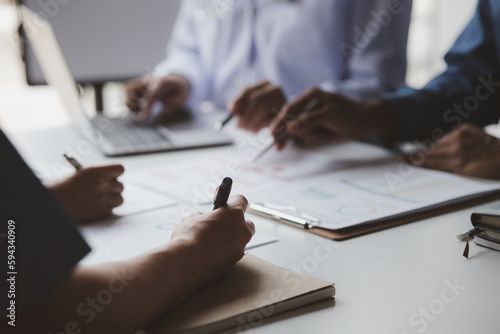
[406,0,478,88]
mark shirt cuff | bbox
[382,87,435,141]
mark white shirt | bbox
[155,0,412,110]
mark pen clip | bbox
[248,202,321,229]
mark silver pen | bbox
[252,97,320,162]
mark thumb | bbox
[83,164,125,179]
[226,195,249,212]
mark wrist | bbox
[157,238,204,293]
[358,99,398,140]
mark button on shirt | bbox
[155,0,412,110]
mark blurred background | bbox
[0,0,484,134]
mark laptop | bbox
[20,6,232,157]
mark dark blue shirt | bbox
[384,0,500,141]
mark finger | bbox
[245,86,285,132]
[297,128,338,147]
[188,211,203,218]
[227,194,249,212]
[107,193,124,208]
[274,129,293,151]
[270,87,323,136]
[226,99,235,111]
[84,164,125,179]
[287,107,329,137]
[415,156,459,173]
[407,140,453,167]
[139,78,170,121]
[246,220,256,236]
[125,82,147,112]
[108,180,124,194]
[271,90,323,151]
[232,81,270,117]
[407,146,454,170]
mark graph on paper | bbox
[248,161,500,230]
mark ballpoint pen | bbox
[63,154,83,171]
[212,177,233,210]
[213,113,234,132]
[252,97,320,162]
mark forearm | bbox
[19,240,200,334]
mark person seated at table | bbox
[126,0,412,132]
[48,164,125,223]
[269,0,500,179]
[0,130,255,334]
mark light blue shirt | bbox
[155,0,412,110]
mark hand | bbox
[49,165,125,223]
[408,123,500,179]
[125,74,190,124]
[170,195,255,288]
[231,81,286,133]
[270,88,396,150]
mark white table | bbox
[8,125,500,334]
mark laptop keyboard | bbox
[91,116,169,148]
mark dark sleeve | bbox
[0,131,90,313]
[383,0,500,141]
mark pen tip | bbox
[213,122,222,132]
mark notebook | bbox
[471,208,500,251]
[145,254,335,334]
[458,202,500,258]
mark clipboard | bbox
[249,192,500,241]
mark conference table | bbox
[8,124,500,334]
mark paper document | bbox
[248,161,500,231]
[113,184,177,216]
[125,145,361,205]
[80,206,277,266]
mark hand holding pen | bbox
[52,155,125,223]
[252,97,320,162]
[269,88,378,151]
[269,96,321,152]
[214,81,286,133]
[169,177,254,285]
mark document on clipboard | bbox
[247,160,500,232]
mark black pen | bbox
[213,114,234,132]
[213,177,233,210]
[63,154,83,171]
